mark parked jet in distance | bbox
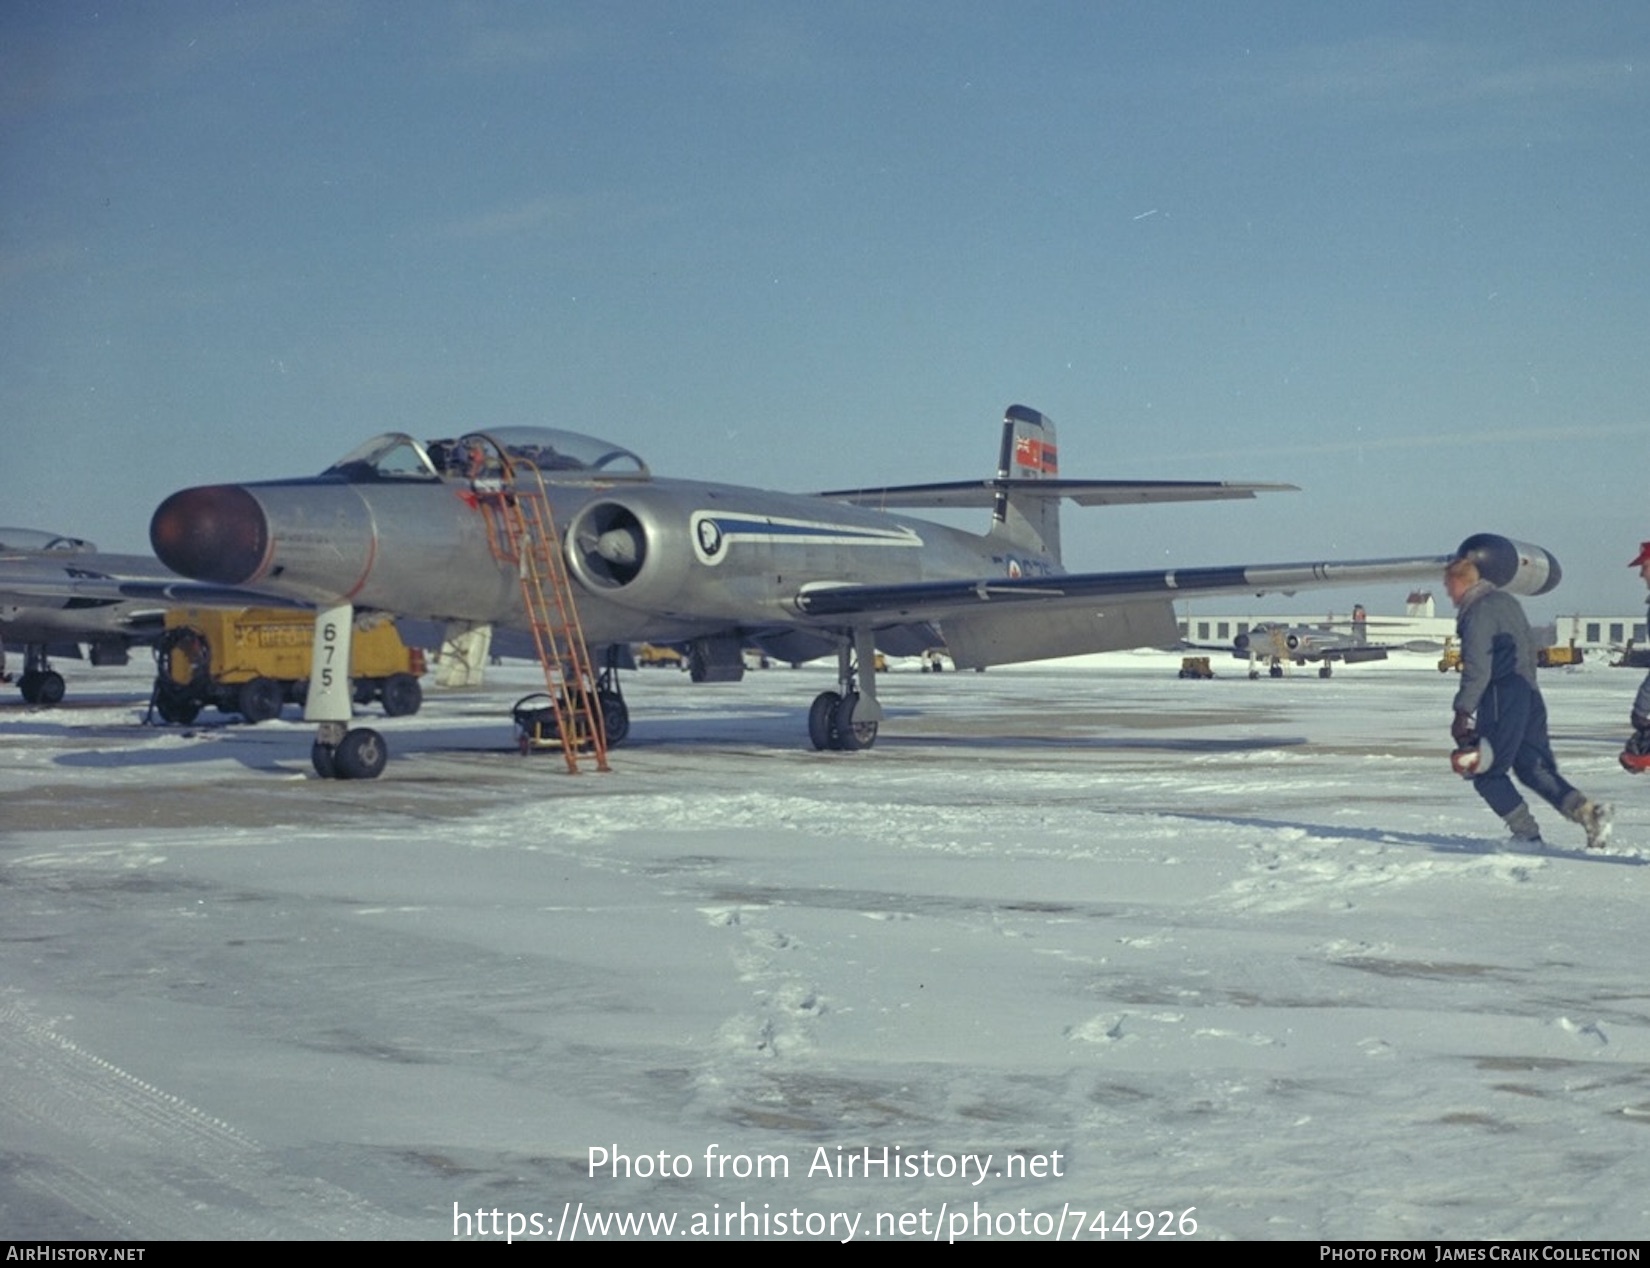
[0,528,176,703]
[1229,621,1391,679]
[49,405,1559,779]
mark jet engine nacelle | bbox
[1454,534,1561,597]
[565,490,698,614]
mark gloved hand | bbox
[1451,712,1475,745]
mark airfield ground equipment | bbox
[636,642,687,669]
[512,687,628,755]
[1537,640,1583,668]
[151,607,424,725]
[1438,638,1463,673]
[1611,641,1650,670]
[1177,656,1215,679]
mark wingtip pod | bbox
[1454,533,1561,597]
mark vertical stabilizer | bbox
[988,404,1062,566]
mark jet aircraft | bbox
[45,404,1559,779]
[1228,621,1391,679]
[0,528,177,703]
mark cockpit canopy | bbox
[324,427,650,483]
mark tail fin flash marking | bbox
[1013,434,1058,476]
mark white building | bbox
[1555,614,1650,652]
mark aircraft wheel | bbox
[1268,665,1284,679]
[599,690,629,747]
[1247,669,1259,680]
[333,728,387,780]
[1318,665,1332,679]
[22,670,67,705]
[238,677,285,723]
[311,741,337,779]
[381,673,423,717]
[808,690,842,750]
[834,692,878,751]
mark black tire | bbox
[808,690,842,750]
[381,673,422,717]
[833,692,878,751]
[599,690,629,747]
[155,691,201,725]
[333,728,387,780]
[32,671,66,705]
[311,741,337,779]
[238,677,284,723]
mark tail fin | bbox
[988,404,1062,566]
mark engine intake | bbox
[565,492,694,612]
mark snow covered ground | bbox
[3,651,1648,1241]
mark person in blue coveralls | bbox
[1445,555,1611,848]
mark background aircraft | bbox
[28,406,1560,777]
[0,528,175,703]
[1229,620,1390,679]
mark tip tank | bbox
[1454,533,1561,597]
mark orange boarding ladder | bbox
[468,438,610,773]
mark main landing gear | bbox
[13,645,67,705]
[809,631,881,751]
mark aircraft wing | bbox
[794,553,1457,621]
[0,567,309,612]
[792,548,1518,671]
[815,478,1297,509]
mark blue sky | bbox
[4,2,1647,617]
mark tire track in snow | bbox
[0,996,407,1238]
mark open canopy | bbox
[324,428,649,482]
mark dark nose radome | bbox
[150,485,270,585]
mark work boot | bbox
[1502,803,1542,843]
[1560,793,1613,850]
